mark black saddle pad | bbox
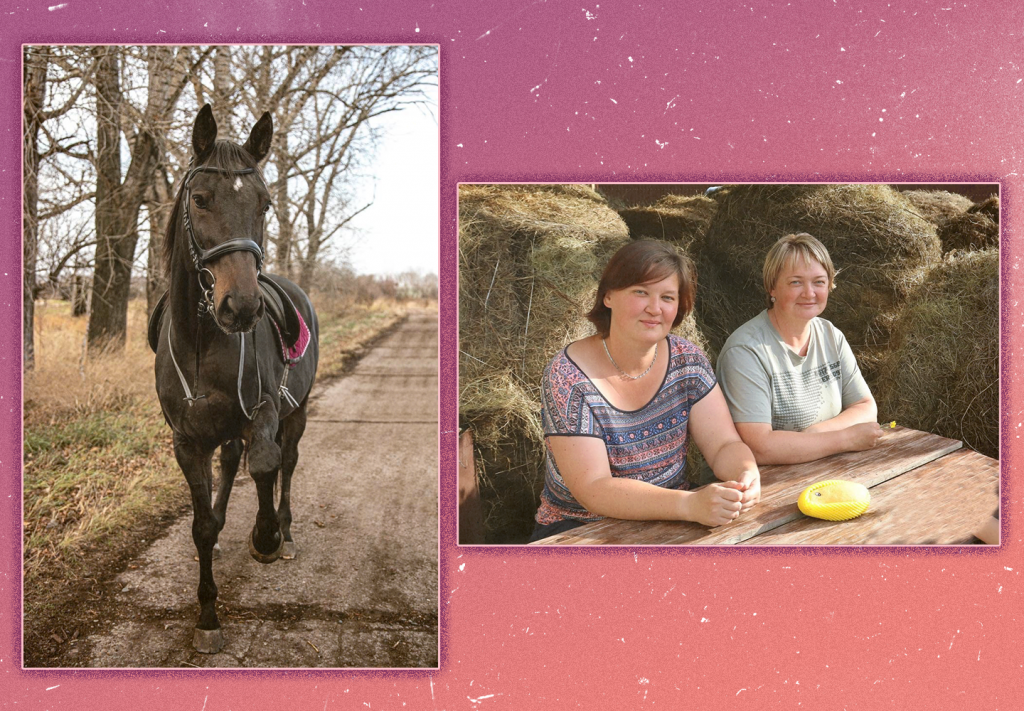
[258,274,301,351]
[148,290,168,353]
[147,276,301,354]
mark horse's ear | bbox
[192,104,218,160]
[243,112,273,163]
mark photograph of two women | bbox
[458,183,1000,547]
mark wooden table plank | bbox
[739,449,999,545]
[531,427,962,546]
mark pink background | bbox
[2,1,1020,708]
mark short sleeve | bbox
[677,339,717,407]
[836,329,872,407]
[540,353,603,438]
[716,345,773,424]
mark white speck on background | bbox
[46,685,59,691]
[610,98,617,104]
[48,3,67,10]
[459,563,465,572]
[737,688,746,695]
[701,617,709,623]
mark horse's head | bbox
[184,104,274,334]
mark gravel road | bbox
[78,310,438,668]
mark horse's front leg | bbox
[277,401,308,560]
[246,399,284,564]
[173,434,224,654]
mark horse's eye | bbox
[192,194,208,210]
[262,202,272,215]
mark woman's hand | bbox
[686,481,745,527]
[689,384,762,512]
[736,468,761,512]
[843,422,883,451]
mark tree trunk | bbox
[146,165,173,316]
[87,47,134,351]
[271,155,294,278]
[88,45,181,352]
[212,46,233,134]
[72,273,88,317]
[22,46,48,370]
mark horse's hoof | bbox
[281,541,297,560]
[192,627,225,654]
[248,528,284,564]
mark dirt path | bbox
[76,310,438,668]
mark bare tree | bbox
[23,46,94,368]
[240,46,437,288]
[87,46,207,352]
[23,46,48,370]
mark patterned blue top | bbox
[536,335,717,525]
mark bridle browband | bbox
[181,160,266,277]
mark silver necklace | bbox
[603,339,658,380]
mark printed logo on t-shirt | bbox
[772,360,842,431]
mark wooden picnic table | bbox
[530,426,999,546]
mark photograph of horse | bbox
[23,45,439,668]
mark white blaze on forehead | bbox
[233,176,244,191]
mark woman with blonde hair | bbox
[716,233,881,465]
[532,240,760,542]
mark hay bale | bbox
[618,194,718,251]
[939,196,999,252]
[874,249,998,459]
[459,184,630,542]
[695,184,941,366]
[460,185,710,542]
[901,190,974,229]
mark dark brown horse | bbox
[151,105,319,653]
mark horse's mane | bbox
[163,140,264,274]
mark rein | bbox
[170,159,270,421]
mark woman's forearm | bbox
[708,439,758,483]
[739,426,853,465]
[803,398,878,434]
[571,476,690,521]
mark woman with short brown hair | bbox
[532,240,760,542]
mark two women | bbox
[533,234,878,540]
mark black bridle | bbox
[182,162,267,300]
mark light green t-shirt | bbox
[716,310,871,432]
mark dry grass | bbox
[938,196,1000,253]
[23,301,179,589]
[900,189,974,229]
[313,293,418,379]
[874,249,999,458]
[618,193,718,251]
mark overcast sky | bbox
[346,87,439,277]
